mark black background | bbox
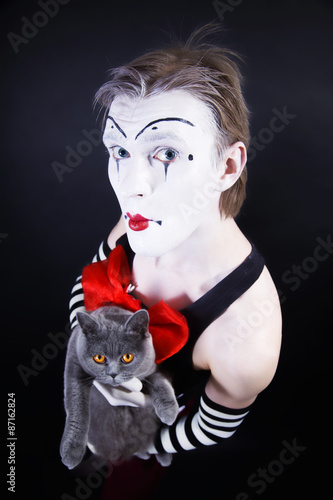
[2,0,332,499]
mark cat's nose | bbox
[109,373,117,379]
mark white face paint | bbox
[103,90,224,257]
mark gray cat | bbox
[60,306,178,470]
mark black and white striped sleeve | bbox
[151,392,252,454]
[69,239,112,330]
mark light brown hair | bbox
[95,26,250,218]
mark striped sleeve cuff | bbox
[92,239,112,263]
[69,276,85,329]
[69,239,112,329]
[154,392,251,454]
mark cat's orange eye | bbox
[93,354,106,364]
[121,353,134,364]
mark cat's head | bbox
[76,306,156,385]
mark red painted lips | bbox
[126,213,150,231]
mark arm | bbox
[150,297,282,455]
[150,387,253,455]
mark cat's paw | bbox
[156,399,179,426]
[60,436,86,470]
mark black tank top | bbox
[116,234,265,395]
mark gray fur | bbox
[60,306,178,469]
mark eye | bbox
[111,146,130,160]
[121,353,134,364]
[93,354,106,364]
[153,148,178,162]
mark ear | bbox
[124,309,149,337]
[216,141,247,192]
[77,311,99,336]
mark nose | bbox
[109,373,117,379]
[118,157,154,198]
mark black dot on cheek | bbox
[152,126,158,130]
[188,154,194,161]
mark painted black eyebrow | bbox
[106,116,127,138]
[135,117,195,140]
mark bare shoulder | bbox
[107,216,126,249]
[193,265,282,407]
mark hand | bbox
[93,378,152,407]
[136,444,173,467]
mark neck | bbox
[153,215,251,278]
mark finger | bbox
[93,381,138,407]
[112,388,151,407]
[121,377,143,392]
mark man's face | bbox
[103,90,223,257]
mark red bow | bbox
[81,246,189,364]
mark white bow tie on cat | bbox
[93,378,152,407]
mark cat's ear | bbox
[124,309,149,337]
[77,311,99,336]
